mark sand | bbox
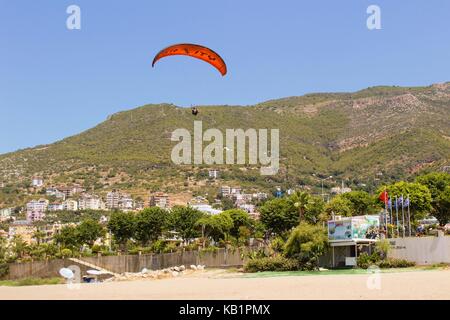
[1,269,450,300]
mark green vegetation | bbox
[416,172,450,226]
[0,277,63,287]
[1,83,450,207]
[284,223,328,270]
[244,256,300,273]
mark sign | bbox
[328,215,380,241]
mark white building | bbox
[231,187,241,195]
[47,203,64,212]
[208,169,220,179]
[191,204,222,215]
[63,199,78,211]
[46,187,66,200]
[0,207,13,221]
[106,191,121,209]
[149,192,170,209]
[330,186,352,195]
[220,186,231,197]
[78,194,105,210]
[252,192,268,200]
[220,186,242,197]
[238,203,255,213]
[26,199,49,221]
[119,194,134,210]
[31,177,44,188]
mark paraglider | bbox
[152,43,227,76]
[152,43,227,116]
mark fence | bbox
[6,259,91,280]
[4,247,253,280]
[79,248,246,274]
[388,235,450,265]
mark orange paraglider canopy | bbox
[152,43,227,76]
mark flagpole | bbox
[389,198,393,237]
[384,188,388,238]
[395,196,399,237]
[401,194,405,238]
[407,195,411,237]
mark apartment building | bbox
[118,194,134,210]
[0,207,13,221]
[63,199,78,211]
[208,169,220,179]
[78,194,105,210]
[26,199,49,222]
[31,177,44,188]
[149,192,170,209]
[106,190,121,209]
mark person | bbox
[191,107,199,116]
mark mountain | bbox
[1,82,450,203]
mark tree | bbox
[169,206,204,242]
[288,191,310,222]
[32,230,47,245]
[379,181,432,221]
[259,198,298,235]
[108,211,136,248]
[341,191,380,216]
[134,207,168,245]
[221,197,235,210]
[304,196,325,224]
[0,237,8,261]
[416,172,450,226]
[283,222,328,270]
[222,209,252,239]
[433,186,450,226]
[53,226,79,249]
[10,235,30,259]
[77,219,105,247]
[196,212,233,243]
[325,196,353,218]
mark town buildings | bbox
[0,207,13,222]
[149,192,170,209]
[31,177,44,188]
[26,199,49,222]
[63,199,78,211]
[78,194,106,210]
[8,220,36,244]
[106,190,121,209]
[208,169,220,179]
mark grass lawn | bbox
[241,265,449,278]
[0,277,64,287]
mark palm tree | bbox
[32,230,47,245]
[290,191,311,222]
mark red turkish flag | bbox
[379,190,388,204]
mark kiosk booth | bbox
[328,215,380,268]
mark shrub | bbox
[0,262,9,279]
[357,252,379,269]
[162,242,178,253]
[60,248,73,258]
[244,256,300,273]
[284,222,328,270]
[270,236,285,254]
[358,252,415,269]
[378,258,415,269]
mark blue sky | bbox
[1,0,449,154]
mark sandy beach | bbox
[1,269,449,300]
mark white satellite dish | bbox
[59,267,74,279]
[86,270,104,276]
